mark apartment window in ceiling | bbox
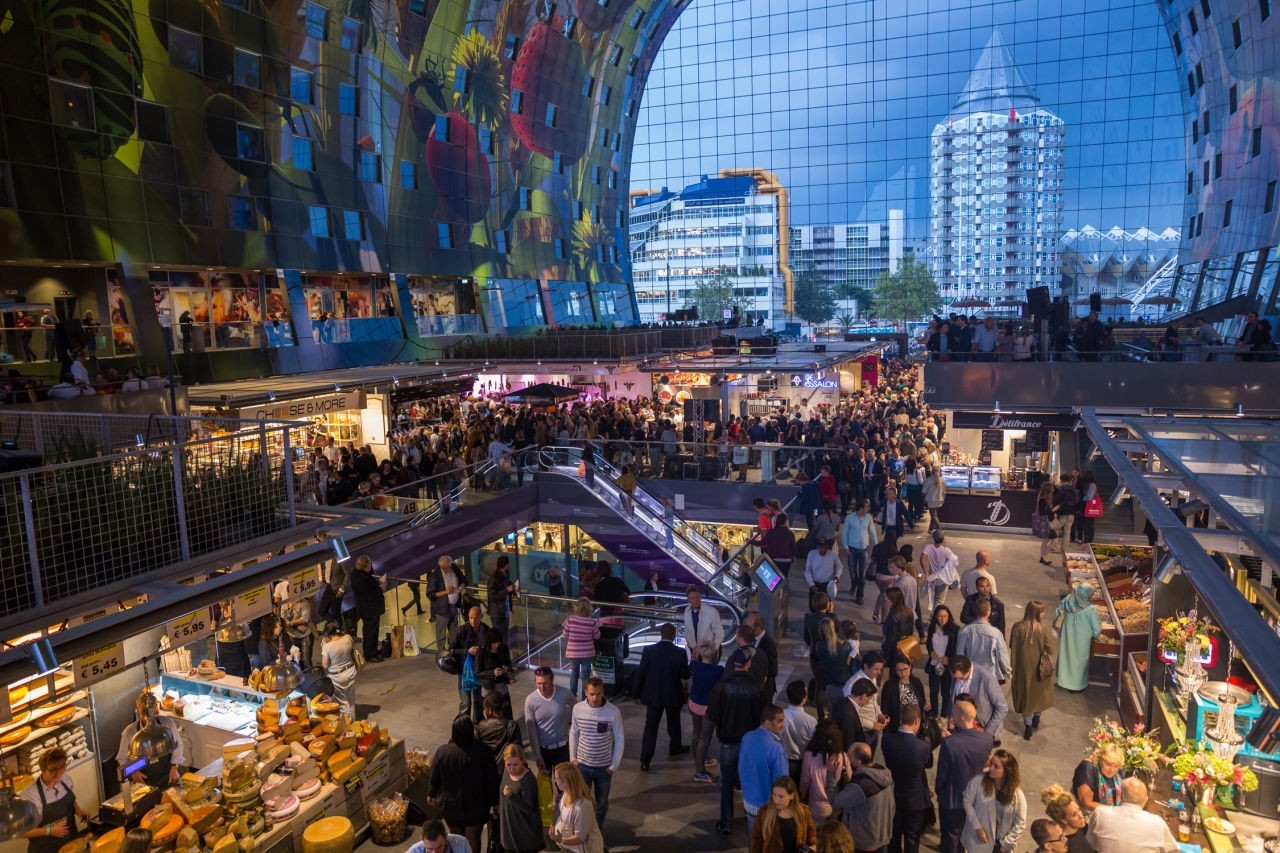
[1253,125,1263,157]
[434,114,451,142]
[234,50,261,89]
[1196,212,1204,237]
[1189,9,1198,32]
[136,100,171,144]
[309,205,330,237]
[561,16,578,38]
[339,83,358,116]
[407,0,425,11]
[600,84,611,105]
[1195,63,1204,87]
[236,124,264,161]
[495,229,509,254]
[343,209,364,240]
[1201,0,1211,17]
[554,238,568,260]
[437,222,453,249]
[517,187,531,210]
[1230,84,1238,113]
[503,34,519,59]
[1233,19,1243,47]
[178,188,211,227]
[1223,199,1233,227]
[290,67,314,103]
[545,103,558,127]
[168,26,202,73]
[358,150,380,183]
[553,151,565,174]
[454,66,469,95]
[609,44,623,65]
[1262,0,1271,21]
[1204,160,1211,185]
[1265,180,1277,213]
[1187,73,1197,97]
[341,17,362,51]
[229,196,256,230]
[511,90,524,114]
[1173,32,1182,54]
[629,7,644,27]
[303,1,327,39]
[399,160,418,189]
[293,137,314,170]
[1214,152,1222,178]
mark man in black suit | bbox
[633,622,691,771]
[881,705,933,853]
[746,611,779,700]
[832,677,885,754]
[935,699,995,853]
[877,485,911,551]
[726,625,770,690]
[863,450,886,514]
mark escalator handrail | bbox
[534,449,719,577]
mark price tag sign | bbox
[166,611,213,646]
[236,584,272,621]
[74,642,124,687]
[286,567,320,600]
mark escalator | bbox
[534,445,739,595]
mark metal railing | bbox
[442,327,724,361]
[0,416,307,618]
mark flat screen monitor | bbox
[754,562,782,592]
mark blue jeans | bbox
[847,548,869,599]
[457,683,482,722]
[718,741,741,827]
[578,763,613,828]
[568,658,592,699]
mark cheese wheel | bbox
[152,813,185,845]
[92,827,125,853]
[0,725,32,746]
[58,838,88,853]
[301,817,355,853]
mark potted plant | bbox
[1087,718,1167,780]
[1169,741,1259,807]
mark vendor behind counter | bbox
[20,748,91,853]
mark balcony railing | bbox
[0,414,308,618]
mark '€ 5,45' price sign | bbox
[74,641,124,688]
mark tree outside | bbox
[871,260,943,322]
[841,285,875,317]
[834,312,858,332]
[791,266,839,326]
[684,274,752,321]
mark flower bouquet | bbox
[1157,610,1217,659]
[1087,718,1166,775]
[1169,741,1259,805]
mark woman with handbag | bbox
[922,466,947,533]
[497,744,543,853]
[961,749,1027,853]
[1076,471,1100,544]
[879,654,929,733]
[880,587,916,664]
[321,624,358,720]
[1008,601,1056,741]
[1033,483,1059,566]
[550,763,604,853]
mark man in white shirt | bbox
[804,538,842,602]
[960,550,998,598]
[683,587,723,660]
[956,599,1011,683]
[1085,778,1180,852]
[69,351,91,389]
[779,680,817,778]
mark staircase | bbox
[1081,441,1137,540]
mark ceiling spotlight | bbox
[25,638,58,677]
[331,537,352,563]
[333,384,342,392]
[267,391,276,401]
[1236,404,1245,418]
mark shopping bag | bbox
[1084,495,1104,518]
[461,655,481,691]
[537,771,556,827]
[402,624,419,656]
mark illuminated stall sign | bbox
[788,373,838,390]
[239,390,366,421]
[952,411,1077,431]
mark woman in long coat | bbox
[1053,584,1101,693]
[1009,600,1055,741]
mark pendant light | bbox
[259,632,301,695]
[0,768,39,841]
[127,684,177,763]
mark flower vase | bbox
[1214,785,1238,809]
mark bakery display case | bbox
[969,465,1003,495]
[940,465,971,493]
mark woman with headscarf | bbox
[1052,584,1101,693]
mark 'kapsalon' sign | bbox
[789,373,838,390]
[240,390,366,421]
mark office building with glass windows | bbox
[628,174,785,324]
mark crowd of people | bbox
[374,359,1167,853]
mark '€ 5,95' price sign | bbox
[74,642,124,688]
[166,611,213,646]
[287,567,320,600]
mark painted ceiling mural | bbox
[0,0,686,288]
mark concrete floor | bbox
[353,527,1119,852]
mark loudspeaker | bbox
[1026,286,1051,317]
[1089,292,1102,313]
[683,400,721,423]
[813,344,826,353]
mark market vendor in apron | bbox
[114,692,182,788]
[20,747,90,853]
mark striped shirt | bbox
[562,615,600,660]
[569,701,625,771]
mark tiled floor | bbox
[353,527,1121,852]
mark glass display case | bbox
[941,465,971,492]
[969,465,1003,495]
